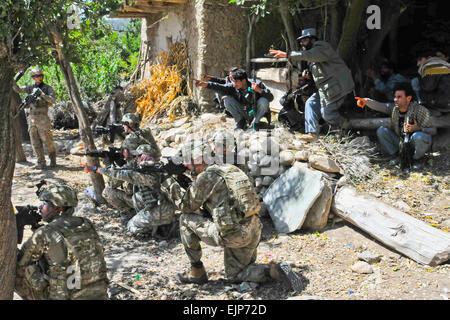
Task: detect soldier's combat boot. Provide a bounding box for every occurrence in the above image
[33,162,47,170]
[49,153,57,168]
[269,261,303,292]
[297,132,318,142]
[177,261,208,285]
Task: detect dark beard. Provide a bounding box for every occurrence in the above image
[380,72,391,82]
[302,42,313,51]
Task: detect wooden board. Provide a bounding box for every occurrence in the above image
[348,113,450,129]
[331,186,450,266]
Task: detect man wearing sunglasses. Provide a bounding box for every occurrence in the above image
[14,67,57,169]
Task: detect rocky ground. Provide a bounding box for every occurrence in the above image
[12,113,450,300]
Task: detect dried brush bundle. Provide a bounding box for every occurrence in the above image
[320,133,379,185]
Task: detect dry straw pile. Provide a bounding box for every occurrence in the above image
[132,41,194,124]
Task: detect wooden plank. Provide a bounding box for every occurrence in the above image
[331,186,450,266]
[109,11,156,18]
[147,0,186,3]
[348,113,450,130]
[256,67,288,83]
[251,57,288,63]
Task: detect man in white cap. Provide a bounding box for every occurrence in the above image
[270,28,354,142]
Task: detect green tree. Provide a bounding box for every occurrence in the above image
[0,0,121,300]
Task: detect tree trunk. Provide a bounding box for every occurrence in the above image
[246,14,256,73]
[10,91,27,162]
[329,1,344,49]
[337,0,368,63]
[50,27,105,203]
[361,0,408,72]
[388,19,399,65]
[279,1,299,52]
[0,61,18,300]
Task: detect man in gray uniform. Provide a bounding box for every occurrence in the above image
[270,28,355,141]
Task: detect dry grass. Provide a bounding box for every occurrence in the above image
[131,40,195,125]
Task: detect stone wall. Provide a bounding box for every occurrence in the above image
[139,0,248,111]
[184,0,248,111]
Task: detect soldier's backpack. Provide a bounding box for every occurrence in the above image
[209,164,260,218]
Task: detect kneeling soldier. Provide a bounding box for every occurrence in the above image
[15,183,108,300]
[168,140,302,292]
[85,144,176,238]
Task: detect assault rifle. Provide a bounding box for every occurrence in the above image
[400,118,415,170]
[137,157,192,189]
[15,180,46,244]
[13,87,43,119]
[73,146,126,167]
[15,205,41,244]
[93,123,125,143]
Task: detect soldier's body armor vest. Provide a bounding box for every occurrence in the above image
[208,164,260,218]
[45,217,108,299]
[26,83,53,117]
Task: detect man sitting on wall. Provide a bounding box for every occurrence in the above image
[201,67,238,111]
[356,82,436,170]
[269,27,354,142]
[193,68,274,130]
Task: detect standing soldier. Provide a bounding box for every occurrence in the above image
[13,67,57,169]
[15,183,108,300]
[166,140,302,292]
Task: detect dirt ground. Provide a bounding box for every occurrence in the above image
[12,128,450,301]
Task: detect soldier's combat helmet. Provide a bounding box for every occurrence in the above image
[30,67,44,77]
[131,144,160,158]
[121,135,140,153]
[39,183,78,214]
[121,113,141,126]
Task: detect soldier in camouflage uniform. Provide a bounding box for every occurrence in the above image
[101,138,138,213]
[121,113,161,159]
[167,140,302,291]
[85,144,176,238]
[100,113,161,213]
[13,67,57,169]
[211,130,251,180]
[15,183,108,300]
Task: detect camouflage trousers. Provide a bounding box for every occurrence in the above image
[127,192,176,235]
[102,186,134,211]
[16,278,107,300]
[28,115,56,164]
[15,265,107,300]
[15,264,49,300]
[180,213,271,283]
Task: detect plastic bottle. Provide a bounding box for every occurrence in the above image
[86,187,95,199]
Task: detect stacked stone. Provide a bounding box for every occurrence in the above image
[233,131,292,200]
